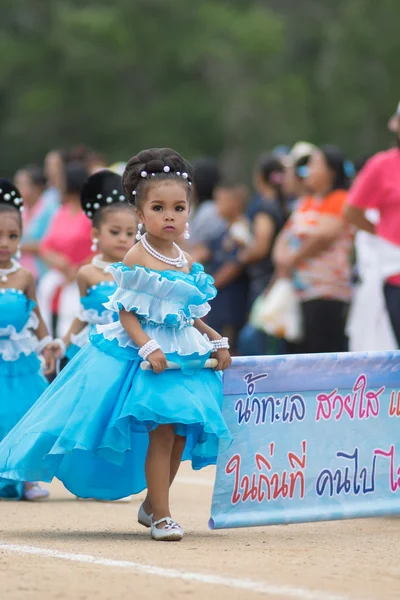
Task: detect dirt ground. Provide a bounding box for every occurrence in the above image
[0,463,399,600]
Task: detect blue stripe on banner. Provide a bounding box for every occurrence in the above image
[211,351,400,529]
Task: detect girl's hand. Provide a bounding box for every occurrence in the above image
[42,347,56,375]
[147,349,168,374]
[47,338,67,360]
[212,348,232,371]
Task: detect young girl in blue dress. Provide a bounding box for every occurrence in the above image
[0,149,232,540]
[56,170,136,360]
[0,180,55,501]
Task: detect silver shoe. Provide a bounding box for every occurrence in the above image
[151,517,184,542]
[137,502,153,528]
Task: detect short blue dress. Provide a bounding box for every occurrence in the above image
[0,288,48,499]
[0,263,232,500]
[66,281,117,359]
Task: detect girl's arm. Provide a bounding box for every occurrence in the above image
[119,310,167,374]
[62,318,87,349]
[63,269,89,347]
[193,319,232,371]
[25,271,55,374]
[50,269,90,357]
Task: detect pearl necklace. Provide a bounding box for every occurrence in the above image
[92,254,113,272]
[0,258,21,283]
[141,233,187,268]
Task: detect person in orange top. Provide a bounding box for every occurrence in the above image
[273,145,353,353]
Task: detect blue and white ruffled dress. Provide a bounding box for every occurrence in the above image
[66,281,117,359]
[0,263,232,500]
[0,288,48,499]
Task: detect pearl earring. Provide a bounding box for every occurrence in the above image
[91,238,98,252]
[184,222,190,240]
[15,245,21,260]
[136,223,143,241]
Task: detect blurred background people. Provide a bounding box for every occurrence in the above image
[273,145,353,354]
[43,150,64,208]
[344,101,400,348]
[282,142,316,213]
[242,154,287,304]
[38,162,92,337]
[188,157,225,264]
[237,154,286,355]
[14,164,58,281]
[199,181,250,353]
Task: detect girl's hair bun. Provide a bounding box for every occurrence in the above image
[80,170,126,220]
[0,179,24,213]
[122,148,194,202]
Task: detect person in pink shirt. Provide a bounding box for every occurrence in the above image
[37,162,93,336]
[344,101,400,345]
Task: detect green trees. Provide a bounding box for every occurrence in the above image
[0,0,398,177]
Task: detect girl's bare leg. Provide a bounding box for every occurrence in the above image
[145,425,175,525]
[143,434,186,516]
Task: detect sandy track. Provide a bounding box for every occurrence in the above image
[1,464,399,600]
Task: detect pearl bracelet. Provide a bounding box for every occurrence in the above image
[35,335,53,355]
[211,337,230,351]
[53,338,67,359]
[138,339,161,360]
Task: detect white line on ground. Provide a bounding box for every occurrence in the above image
[0,542,349,600]
[175,476,213,487]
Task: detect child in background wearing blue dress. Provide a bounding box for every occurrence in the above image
[0,180,55,501]
[54,170,136,360]
[0,149,232,541]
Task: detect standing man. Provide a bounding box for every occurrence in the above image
[344,102,400,346]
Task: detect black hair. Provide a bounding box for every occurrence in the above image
[255,154,287,217]
[123,148,194,209]
[65,162,89,195]
[81,169,133,228]
[19,164,47,187]
[0,179,23,230]
[319,145,350,191]
[191,157,220,205]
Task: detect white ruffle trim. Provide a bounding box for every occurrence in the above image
[78,306,116,326]
[104,266,215,327]
[0,312,39,362]
[95,321,214,357]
